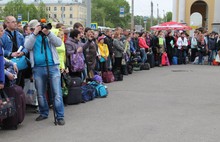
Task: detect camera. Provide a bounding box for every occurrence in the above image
[40,23,52,30]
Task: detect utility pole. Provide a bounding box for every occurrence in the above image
[131,0,134,32]
[86,0,91,27]
[157,4,159,25]
[151,1,153,27]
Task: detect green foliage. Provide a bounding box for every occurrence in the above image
[0,0,47,21]
[166,12,172,22]
[92,0,130,28]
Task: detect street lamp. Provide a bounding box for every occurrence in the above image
[58,0,64,24]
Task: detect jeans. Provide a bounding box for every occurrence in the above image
[208,50,216,63]
[198,51,203,64]
[140,48,147,63]
[33,65,64,120]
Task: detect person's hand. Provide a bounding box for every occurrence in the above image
[17,52,24,57]
[42,28,50,36]
[7,73,15,81]
[104,57,108,60]
[98,55,101,60]
[77,47,83,53]
[60,69,64,73]
[11,52,20,58]
[65,68,69,73]
[13,63,18,74]
[0,84,4,89]
[33,25,42,35]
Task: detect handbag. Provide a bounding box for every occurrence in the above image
[10,56,30,70]
[62,72,72,88]
[215,54,220,63]
[23,79,38,106]
[99,57,105,62]
[0,89,16,119]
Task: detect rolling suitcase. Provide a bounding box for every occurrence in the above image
[2,85,26,129]
[67,77,82,105]
[147,52,155,68]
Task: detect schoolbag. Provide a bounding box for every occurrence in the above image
[89,81,108,98]
[70,53,85,72]
[81,84,96,102]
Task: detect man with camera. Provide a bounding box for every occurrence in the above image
[24,19,65,125]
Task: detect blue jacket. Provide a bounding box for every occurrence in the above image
[0,46,5,84]
[1,30,28,58]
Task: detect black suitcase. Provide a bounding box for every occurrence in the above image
[70,77,82,87]
[2,85,26,130]
[121,65,128,75]
[67,87,82,105]
[147,53,155,68]
[127,64,133,74]
[140,63,150,70]
[113,70,123,81]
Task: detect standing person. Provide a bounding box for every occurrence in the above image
[197,34,206,64]
[177,32,188,64]
[65,29,85,78]
[208,32,217,65]
[98,36,109,73]
[191,31,198,62]
[104,29,114,70]
[138,32,149,63]
[0,24,5,89]
[165,31,175,65]
[1,16,28,88]
[24,19,65,125]
[113,32,124,72]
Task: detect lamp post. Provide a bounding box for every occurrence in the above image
[58,0,64,24]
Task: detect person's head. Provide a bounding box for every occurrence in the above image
[126,34,131,42]
[56,23,65,31]
[114,31,121,39]
[98,36,105,43]
[73,22,83,32]
[28,19,40,31]
[105,29,112,37]
[180,32,186,38]
[139,32,145,37]
[84,27,92,38]
[4,16,17,31]
[70,29,81,40]
[23,24,31,35]
[0,24,4,37]
[57,29,64,39]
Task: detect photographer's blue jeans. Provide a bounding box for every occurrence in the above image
[140,48,147,63]
[33,65,64,120]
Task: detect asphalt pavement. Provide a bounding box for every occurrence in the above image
[1,64,220,142]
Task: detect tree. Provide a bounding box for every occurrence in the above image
[1,0,47,21]
[166,12,172,22]
[92,0,130,28]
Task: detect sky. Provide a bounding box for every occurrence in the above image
[126,0,173,17]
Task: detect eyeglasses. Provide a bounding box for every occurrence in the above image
[7,21,17,24]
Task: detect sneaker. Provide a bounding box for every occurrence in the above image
[57,119,65,126]
[35,115,48,121]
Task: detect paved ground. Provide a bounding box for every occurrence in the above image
[1,65,220,142]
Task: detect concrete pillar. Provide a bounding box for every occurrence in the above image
[212,0,220,33]
[172,0,177,21]
[178,0,185,23]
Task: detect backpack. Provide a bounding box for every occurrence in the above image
[70,53,85,72]
[89,81,108,98]
[81,84,96,102]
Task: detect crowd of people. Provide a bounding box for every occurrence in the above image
[1,15,220,128]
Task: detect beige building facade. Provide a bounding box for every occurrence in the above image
[172,0,220,33]
[46,3,87,27]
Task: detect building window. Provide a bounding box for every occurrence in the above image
[48,14,51,18]
[61,7,66,11]
[63,14,65,18]
[70,21,73,25]
[70,14,72,18]
[70,7,72,11]
[54,7,57,11]
[54,14,57,18]
[48,7,50,11]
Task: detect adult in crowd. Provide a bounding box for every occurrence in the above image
[104,29,114,70]
[190,31,198,62]
[83,28,97,79]
[0,24,5,89]
[165,31,175,64]
[177,32,188,64]
[24,19,65,125]
[65,29,85,78]
[208,32,217,65]
[1,16,28,88]
[197,34,206,65]
[138,32,149,63]
[113,31,124,72]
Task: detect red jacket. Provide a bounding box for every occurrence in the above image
[138,37,149,49]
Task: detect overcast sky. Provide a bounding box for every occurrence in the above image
[126,0,173,17]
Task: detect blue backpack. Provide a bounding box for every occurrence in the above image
[89,81,108,98]
[81,84,96,102]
